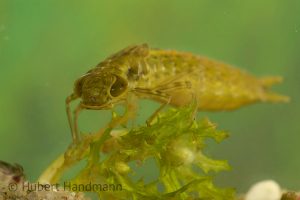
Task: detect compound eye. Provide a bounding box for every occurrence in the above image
[74,73,91,97]
[110,76,127,97]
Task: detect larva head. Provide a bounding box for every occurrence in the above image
[74,72,128,109]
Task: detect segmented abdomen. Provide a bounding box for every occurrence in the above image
[196,60,265,110]
[138,50,289,111]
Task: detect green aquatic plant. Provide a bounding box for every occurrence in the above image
[39,103,235,200]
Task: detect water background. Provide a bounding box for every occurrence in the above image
[0,0,299,193]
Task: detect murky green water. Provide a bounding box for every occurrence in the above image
[0,0,299,194]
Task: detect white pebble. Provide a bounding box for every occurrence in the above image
[245,180,281,200]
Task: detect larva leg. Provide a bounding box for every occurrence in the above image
[135,79,195,125]
[189,92,199,118]
[146,100,170,126]
[65,93,78,143]
[107,93,138,129]
[108,106,134,129]
[73,103,84,142]
[133,88,171,126]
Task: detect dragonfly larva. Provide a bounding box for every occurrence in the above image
[66,44,289,142]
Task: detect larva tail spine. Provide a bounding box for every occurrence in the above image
[259,76,283,88]
[258,76,290,103]
[262,92,290,103]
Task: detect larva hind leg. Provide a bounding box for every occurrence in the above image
[146,99,170,126]
[73,103,84,142]
[133,87,171,126]
[146,91,198,126]
[134,79,197,125]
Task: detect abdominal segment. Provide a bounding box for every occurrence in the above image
[148,56,288,111]
[133,48,288,111]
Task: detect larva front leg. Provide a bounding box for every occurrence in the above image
[65,93,80,143]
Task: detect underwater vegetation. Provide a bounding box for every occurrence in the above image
[2,105,298,199]
[40,104,236,200]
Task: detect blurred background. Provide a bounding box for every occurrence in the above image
[0,0,299,193]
